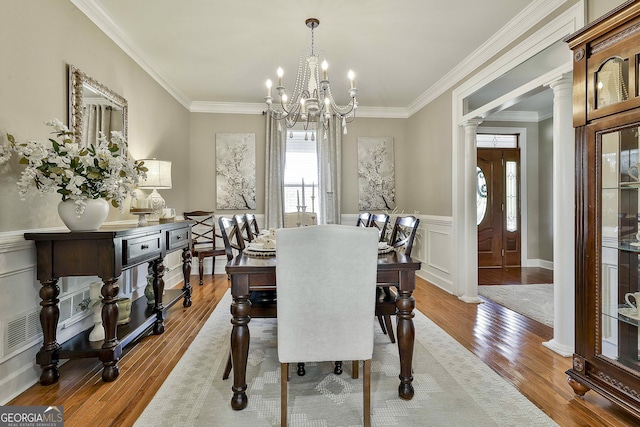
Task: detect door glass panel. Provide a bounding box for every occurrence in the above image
[477,166,487,225]
[600,125,640,368]
[505,161,517,232]
[596,57,629,109]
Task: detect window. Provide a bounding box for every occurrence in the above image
[284,130,319,213]
[477,134,518,148]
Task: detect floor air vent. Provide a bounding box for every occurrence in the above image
[1,288,91,359]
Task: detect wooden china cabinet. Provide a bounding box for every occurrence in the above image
[565,0,640,418]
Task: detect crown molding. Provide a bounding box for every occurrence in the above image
[407,0,570,117]
[71,0,192,110]
[189,102,409,118]
[190,102,265,115]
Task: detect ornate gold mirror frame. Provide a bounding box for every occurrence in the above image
[68,64,128,146]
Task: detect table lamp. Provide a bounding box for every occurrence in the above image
[138,159,172,220]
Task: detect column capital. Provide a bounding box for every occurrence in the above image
[461,118,483,130]
[546,75,572,92]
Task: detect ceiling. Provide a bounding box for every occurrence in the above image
[77,0,555,117]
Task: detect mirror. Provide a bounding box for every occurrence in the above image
[68,64,128,146]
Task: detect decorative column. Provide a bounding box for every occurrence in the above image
[459,119,483,303]
[543,76,574,357]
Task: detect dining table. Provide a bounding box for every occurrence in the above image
[225,240,422,410]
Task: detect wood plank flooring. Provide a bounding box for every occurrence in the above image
[8,272,640,426]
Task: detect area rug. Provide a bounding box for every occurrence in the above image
[135,290,557,427]
[478,284,554,327]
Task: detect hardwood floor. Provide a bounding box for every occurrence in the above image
[478,266,553,285]
[9,273,639,426]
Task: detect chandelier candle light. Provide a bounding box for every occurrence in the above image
[265,18,358,136]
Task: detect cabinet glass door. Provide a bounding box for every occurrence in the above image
[601,124,640,367]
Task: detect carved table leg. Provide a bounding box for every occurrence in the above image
[231,294,251,410]
[151,258,166,335]
[100,277,121,382]
[182,247,193,307]
[396,289,415,400]
[36,278,61,385]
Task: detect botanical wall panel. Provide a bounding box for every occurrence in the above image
[357,136,396,210]
[216,133,256,209]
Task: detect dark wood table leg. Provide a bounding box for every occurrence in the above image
[231,293,251,410]
[35,278,61,385]
[182,247,193,307]
[151,258,166,335]
[396,285,415,400]
[99,277,122,382]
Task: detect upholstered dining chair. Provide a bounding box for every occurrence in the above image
[219,215,278,380]
[276,225,378,427]
[376,215,420,343]
[369,213,390,242]
[356,212,371,227]
[183,211,226,286]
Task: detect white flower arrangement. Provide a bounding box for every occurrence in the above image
[3,119,147,216]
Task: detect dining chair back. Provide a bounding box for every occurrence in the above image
[356,212,371,227]
[218,216,245,261]
[276,225,378,427]
[376,215,420,343]
[369,213,390,242]
[388,215,420,256]
[182,211,226,285]
[245,213,260,238]
[234,213,253,244]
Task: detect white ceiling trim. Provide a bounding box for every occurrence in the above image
[460,62,572,123]
[486,111,540,122]
[189,102,409,118]
[72,0,192,109]
[486,106,555,123]
[454,1,584,105]
[406,0,569,117]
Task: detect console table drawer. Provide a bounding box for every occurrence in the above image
[167,228,190,251]
[123,233,162,265]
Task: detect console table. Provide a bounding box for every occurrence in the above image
[24,221,194,385]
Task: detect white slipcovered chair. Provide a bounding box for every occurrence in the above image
[276,225,379,427]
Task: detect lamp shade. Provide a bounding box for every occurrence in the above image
[139,159,172,189]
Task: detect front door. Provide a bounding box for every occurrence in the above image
[477,148,521,268]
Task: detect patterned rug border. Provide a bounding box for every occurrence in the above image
[135,290,557,426]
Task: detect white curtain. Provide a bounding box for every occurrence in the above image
[317,116,342,224]
[264,114,286,229]
[82,104,112,146]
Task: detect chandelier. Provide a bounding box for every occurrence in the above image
[264,18,358,136]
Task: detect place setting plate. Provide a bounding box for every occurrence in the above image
[245,242,277,257]
[378,242,394,254]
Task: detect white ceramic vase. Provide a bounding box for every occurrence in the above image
[57,198,109,232]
